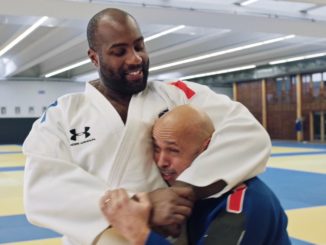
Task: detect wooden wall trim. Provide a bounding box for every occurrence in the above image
[296,74,303,141]
[233,82,237,101]
[261,79,267,129]
[321,112,325,142]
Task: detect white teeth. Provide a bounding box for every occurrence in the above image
[128,70,141,75]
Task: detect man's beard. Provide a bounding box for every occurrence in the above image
[99,60,149,96]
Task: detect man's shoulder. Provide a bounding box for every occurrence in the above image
[43,90,87,116]
[58,90,86,104]
[35,91,86,125]
[147,80,206,98]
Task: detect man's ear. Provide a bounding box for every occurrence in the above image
[88,48,99,67]
[200,137,212,152]
[202,137,211,151]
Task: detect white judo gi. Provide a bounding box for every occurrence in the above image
[23,80,271,245]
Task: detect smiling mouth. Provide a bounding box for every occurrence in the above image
[125,69,143,80]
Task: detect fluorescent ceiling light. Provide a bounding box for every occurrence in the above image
[240,0,259,6]
[45,59,91,78]
[144,25,185,42]
[180,65,256,80]
[0,16,48,57]
[269,52,326,65]
[44,25,185,77]
[150,35,295,72]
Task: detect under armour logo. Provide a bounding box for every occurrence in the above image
[70,127,91,141]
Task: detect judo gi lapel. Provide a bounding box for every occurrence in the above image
[106,87,153,190]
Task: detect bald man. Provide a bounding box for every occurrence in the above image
[152,105,214,186]
[101,105,290,245]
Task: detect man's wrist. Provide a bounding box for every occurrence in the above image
[172,181,196,200]
[130,227,150,245]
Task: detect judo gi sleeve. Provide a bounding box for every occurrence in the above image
[175,81,272,197]
[23,110,110,245]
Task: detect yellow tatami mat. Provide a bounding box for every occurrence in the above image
[5,238,62,245]
[0,145,22,152]
[267,154,326,174]
[0,171,24,216]
[271,146,321,154]
[0,154,25,168]
[286,206,326,245]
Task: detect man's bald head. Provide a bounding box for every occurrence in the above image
[154,105,215,146]
[152,105,215,184]
[87,8,139,50]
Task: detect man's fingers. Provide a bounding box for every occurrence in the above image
[173,205,192,217]
[171,186,195,201]
[175,195,193,208]
[171,213,187,224]
[135,192,152,208]
[100,191,111,209]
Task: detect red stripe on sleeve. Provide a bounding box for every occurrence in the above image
[169,80,196,99]
[226,184,247,214]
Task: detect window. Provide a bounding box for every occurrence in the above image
[15,106,21,115]
[1,107,6,115]
[28,106,35,114]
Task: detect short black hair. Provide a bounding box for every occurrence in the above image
[86,8,137,51]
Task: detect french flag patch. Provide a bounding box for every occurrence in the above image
[169,80,196,99]
[226,184,247,214]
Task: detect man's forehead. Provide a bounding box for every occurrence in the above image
[98,14,139,31]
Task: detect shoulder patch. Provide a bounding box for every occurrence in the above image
[226,184,247,214]
[169,80,195,99]
[41,100,58,123]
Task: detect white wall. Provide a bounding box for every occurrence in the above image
[0,80,233,118]
[0,81,84,118]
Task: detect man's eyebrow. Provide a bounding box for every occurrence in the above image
[152,136,177,146]
[134,36,144,43]
[161,140,178,146]
[109,37,144,49]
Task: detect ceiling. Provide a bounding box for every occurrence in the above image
[0,0,326,83]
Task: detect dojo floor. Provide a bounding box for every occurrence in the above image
[0,141,325,245]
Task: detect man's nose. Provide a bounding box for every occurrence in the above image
[126,49,142,65]
[157,153,170,168]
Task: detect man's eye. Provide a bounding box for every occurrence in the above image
[153,145,160,153]
[169,148,180,153]
[135,43,145,52]
[112,49,126,56]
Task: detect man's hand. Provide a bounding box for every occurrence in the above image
[100,189,151,245]
[148,186,194,227]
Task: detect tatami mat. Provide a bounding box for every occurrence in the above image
[286,206,326,245]
[0,142,325,245]
[5,238,61,245]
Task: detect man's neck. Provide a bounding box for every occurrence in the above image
[91,79,131,124]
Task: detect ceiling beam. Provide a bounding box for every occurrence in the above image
[195,57,326,85]
[4,27,85,77]
[1,0,326,39]
[282,0,326,5]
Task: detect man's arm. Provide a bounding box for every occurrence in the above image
[173,81,271,197]
[147,186,194,238]
[23,109,110,244]
[147,187,194,226]
[24,148,109,244]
